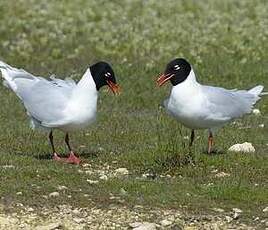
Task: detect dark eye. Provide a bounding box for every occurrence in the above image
[174,65,180,70]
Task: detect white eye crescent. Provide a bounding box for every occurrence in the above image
[105,73,108,77]
[174,65,180,70]
[107,72,111,76]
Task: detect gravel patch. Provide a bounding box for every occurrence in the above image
[0,203,262,229]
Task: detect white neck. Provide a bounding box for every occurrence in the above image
[170,69,200,99]
[64,69,98,128]
[181,69,198,86]
[77,68,97,91]
[71,68,98,106]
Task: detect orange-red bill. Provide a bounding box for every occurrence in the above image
[107,80,120,95]
[156,73,174,86]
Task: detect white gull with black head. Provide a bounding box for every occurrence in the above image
[157,58,266,153]
[0,60,120,164]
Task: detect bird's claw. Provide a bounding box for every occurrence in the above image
[65,151,81,165]
[52,152,81,165]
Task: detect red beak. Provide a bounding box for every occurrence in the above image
[156,73,174,86]
[107,80,120,95]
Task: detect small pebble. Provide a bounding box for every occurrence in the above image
[232,208,243,213]
[57,185,67,191]
[252,109,261,115]
[225,216,233,223]
[99,175,108,180]
[86,179,99,184]
[160,219,173,226]
[49,192,60,197]
[115,168,129,175]
[214,172,230,178]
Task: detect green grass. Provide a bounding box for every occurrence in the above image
[0,0,267,223]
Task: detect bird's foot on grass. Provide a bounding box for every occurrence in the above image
[53,152,64,162]
[52,152,81,165]
[65,151,81,165]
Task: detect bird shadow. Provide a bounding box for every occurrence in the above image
[32,150,101,161]
[34,153,53,160]
[202,148,225,155]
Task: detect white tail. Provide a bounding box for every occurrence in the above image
[0,61,12,70]
[248,85,264,96]
[0,61,17,90]
[0,60,35,93]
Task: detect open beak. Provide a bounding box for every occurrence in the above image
[107,80,120,95]
[156,73,174,86]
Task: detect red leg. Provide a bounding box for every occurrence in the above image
[64,133,81,165]
[208,131,213,154]
[49,131,64,162]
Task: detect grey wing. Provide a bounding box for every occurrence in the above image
[1,61,77,127]
[18,77,76,127]
[202,86,259,121]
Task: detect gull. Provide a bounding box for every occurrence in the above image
[0,61,120,164]
[157,58,266,153]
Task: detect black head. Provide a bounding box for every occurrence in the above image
[157,58,191,86]
[90,61,120,94]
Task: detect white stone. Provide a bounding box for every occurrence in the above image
[160,219,173,226]
[233,212,240,219]
[86,179,99,184]
[57,185,67,191]
[225,216,233,223]
[228,142,255,153]
[252,109,261,115]
[263,207,268,212]
[115,168,129,175]
[85,170,93,175]
[36,222,61,230]
[49,192,59,197]
[1,165,15,169]
[28,207,34,212]
[132,222,156,230]
[214,172,230,178]
[212,208,225,213]
[129,222,142,228]
[73,217,84,224]
[232,208,243,213]
[99,175,108,180]
[259,124,265,128]
[72,209,80,215]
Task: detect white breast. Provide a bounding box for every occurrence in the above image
[60,69,98,132]
[165,70,225,129]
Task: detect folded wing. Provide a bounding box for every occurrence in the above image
[202,85,263,121]
[0,61,77,128]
